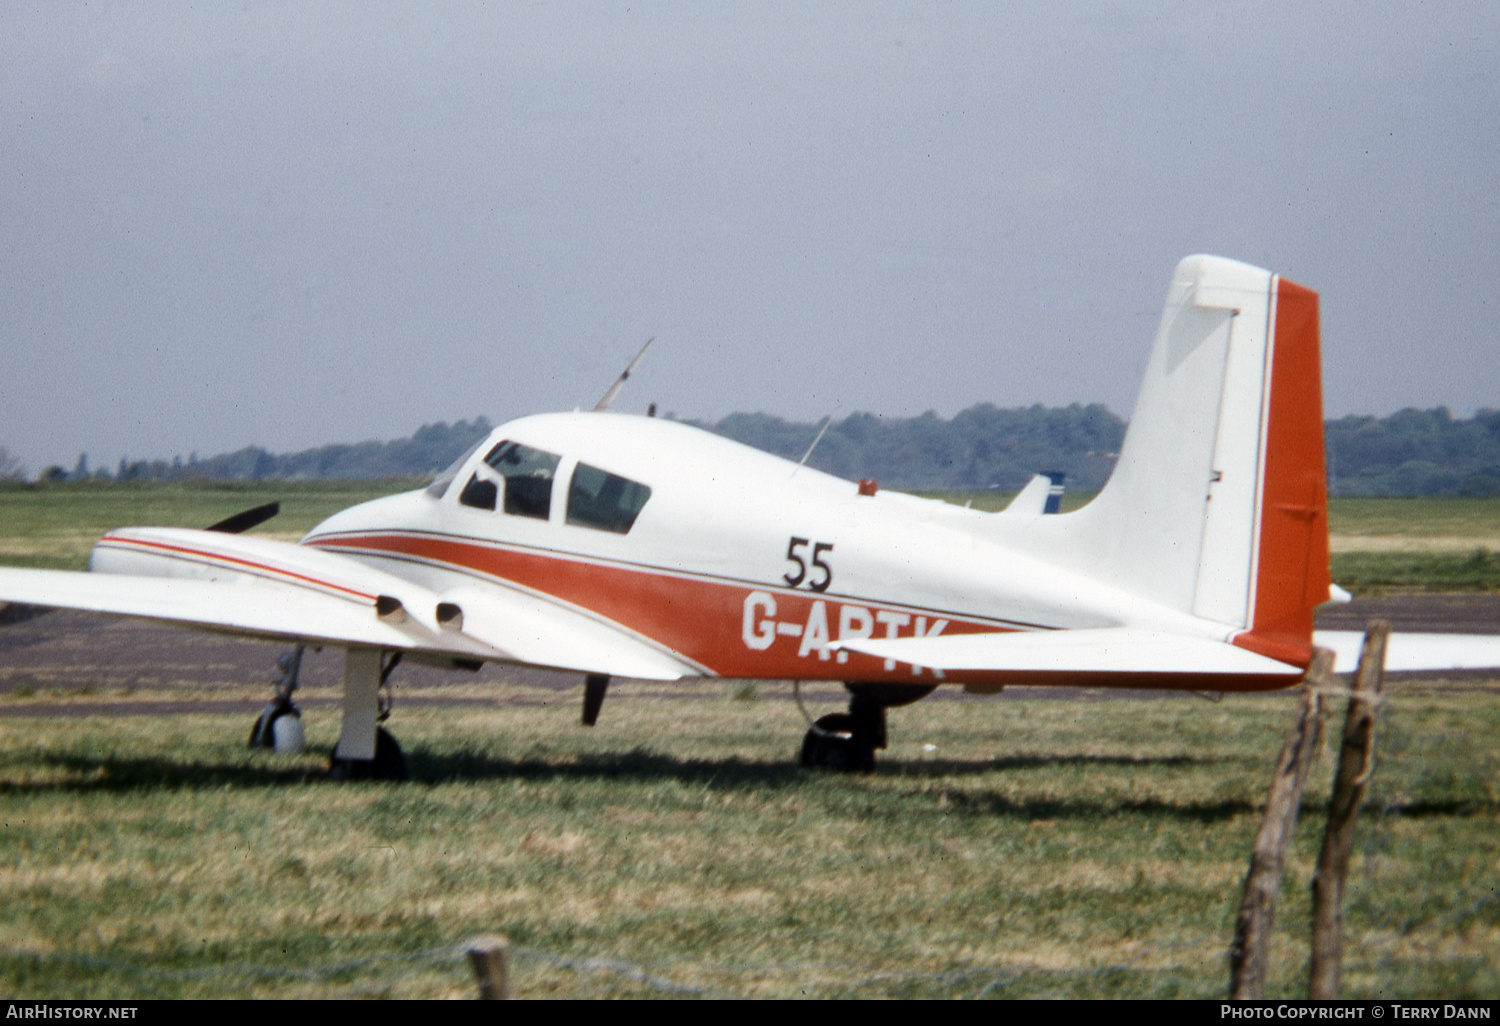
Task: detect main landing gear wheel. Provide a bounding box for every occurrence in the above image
[328,727,408,781]
[799,712,877,773]
[796,684,938,773]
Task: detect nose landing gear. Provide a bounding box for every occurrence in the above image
[249,646,306,755]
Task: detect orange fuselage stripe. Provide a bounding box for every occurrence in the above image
[309,531,1005,681]
[310,531,1302,690]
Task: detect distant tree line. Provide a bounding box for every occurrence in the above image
[31,419,495,485]
[698,405,1500,495]
[12,405,1500,496]
[688,404,1124,492]
[1326,407,1500,496]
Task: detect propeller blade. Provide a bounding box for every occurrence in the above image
[593,337,654,412]
[207,501,281,534]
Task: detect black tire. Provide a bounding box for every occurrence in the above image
[329,727,408,781]
[372,728,407,779]
[799,713,876,773]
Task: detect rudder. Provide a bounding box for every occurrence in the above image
[1231,277,1328,666]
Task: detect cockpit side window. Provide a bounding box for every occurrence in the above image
[426,438,489,499]
[458,473,498,510]
[463,440,561,519]
[566,463,652,534]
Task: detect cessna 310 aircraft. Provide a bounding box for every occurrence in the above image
[4,254,1499,778]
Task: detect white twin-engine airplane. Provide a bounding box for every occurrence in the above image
[4,255,1499,778]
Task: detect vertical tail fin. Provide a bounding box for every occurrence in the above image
[1027,256,1328,665]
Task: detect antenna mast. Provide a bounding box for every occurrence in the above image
[593,338,654,412]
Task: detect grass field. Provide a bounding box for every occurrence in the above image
[0,684,1495,999]
[1325,497,1500,539]
[0,480,418,570]
[2,482,1498,591]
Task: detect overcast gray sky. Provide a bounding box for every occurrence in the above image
[2,2,1496,474]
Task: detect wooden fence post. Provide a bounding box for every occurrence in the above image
[1228,649,1333,999]
[1309,622,1389,1000]
[467,933,510,999]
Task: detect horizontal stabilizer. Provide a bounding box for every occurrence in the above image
[1313,631,1500,674]
[840,627,1500,678]
[836,628,1305,676]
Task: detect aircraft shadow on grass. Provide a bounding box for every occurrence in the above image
[15,747,1494,819]
[7,745,1337,824]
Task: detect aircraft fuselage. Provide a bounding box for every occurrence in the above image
[301,412,1224,685]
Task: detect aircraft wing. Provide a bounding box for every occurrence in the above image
[0,566,459,652]
[0,527,697,680]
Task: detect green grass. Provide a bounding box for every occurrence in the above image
[1332,550,1500,593]
[0,480,419,570]
[1326,497,1500,538]
[0,686,1495,998]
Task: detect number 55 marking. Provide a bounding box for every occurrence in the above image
[783,536,834,592]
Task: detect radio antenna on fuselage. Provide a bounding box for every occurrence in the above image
[593,337,654,412]
[796,414,834,469]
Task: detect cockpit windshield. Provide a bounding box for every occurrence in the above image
[444,437,647,532]
[457,440,560,519]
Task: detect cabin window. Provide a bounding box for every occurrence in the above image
[466,440,561,519]
[566,463,651,534]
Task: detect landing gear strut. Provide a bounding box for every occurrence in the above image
[328,649,408,781]
[581,673,609,726]
[796,683,936,773]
